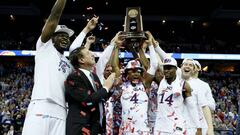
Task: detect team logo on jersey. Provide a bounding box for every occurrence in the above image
[58,59,70,73]
[164,58,171,63]
[131,61,138,67]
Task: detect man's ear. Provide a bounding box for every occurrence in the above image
[78,58,84,64]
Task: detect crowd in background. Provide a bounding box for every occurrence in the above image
[1,31,240,54]
[0,61,239,134]
[0,63,33,135]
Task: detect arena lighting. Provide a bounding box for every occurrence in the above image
[162,20,166,24]
[202,66,208,72]
[237,20,240,25]
[1,50,240,60]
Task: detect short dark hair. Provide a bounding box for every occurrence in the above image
[69,46,85,69]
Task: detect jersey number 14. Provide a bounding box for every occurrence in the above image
[159,93,173,105]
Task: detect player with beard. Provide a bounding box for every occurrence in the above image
[192,60,215,111]
[192,60,215,135]
[181,58,214,135]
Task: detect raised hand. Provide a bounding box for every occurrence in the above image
[85,35,96,49]
[144,31,154,45]
[86,35,96,45]
[111,31,126,48]
[83,16,99,33]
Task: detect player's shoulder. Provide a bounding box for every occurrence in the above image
[196,78,208,85]
[67,69,82,78]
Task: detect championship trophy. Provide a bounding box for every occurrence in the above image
[124,7,146,52]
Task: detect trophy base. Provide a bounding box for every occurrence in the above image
[123,32,147,53]
[125,32,146,40]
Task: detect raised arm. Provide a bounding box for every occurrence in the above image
[139,40,150,70]
[84,35,96,50]
[95,43,115,84]
[69,16,99,53]
[95,32,124,83]
[111,32,126,78]
[41,0,67,43]
[153,39,168,61]
[142,31,158,89]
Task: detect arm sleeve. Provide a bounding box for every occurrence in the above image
[95,43,115,84]
[185,96,201,127]
[69,31,86,53]
[197,82,216,111]
[147,45,158,75]
[197,86,209,108]
[36,36,46,51]
[154,44,168,61]
[205,83,216,111]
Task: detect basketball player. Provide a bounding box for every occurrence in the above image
[22,0,98,134]
[192,60,215,135]
[111,32,158,134]
[154,57,196,135]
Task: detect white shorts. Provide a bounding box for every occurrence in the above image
[22,100,66,135]
[153,131,172,135]
[22,114,65,135]
[153,131,186,135]
[120,131,150,135]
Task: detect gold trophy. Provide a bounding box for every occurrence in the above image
[124,7,146,51]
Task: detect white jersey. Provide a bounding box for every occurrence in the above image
[193,78,216,129]
[184,78,204,128]
[31,37,73,118]
[154,77,186,134]
[120,82,150,133]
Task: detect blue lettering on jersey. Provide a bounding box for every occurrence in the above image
[133,87,143,91]
[58,59,70,73]
[167,86,172,90]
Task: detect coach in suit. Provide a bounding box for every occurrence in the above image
[65,46,116,135]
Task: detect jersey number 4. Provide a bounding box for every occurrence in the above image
[159,93,173,105]
[130,93,138,103]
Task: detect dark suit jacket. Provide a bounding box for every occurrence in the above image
[65,69,108,135]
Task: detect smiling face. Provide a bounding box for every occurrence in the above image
[125,68,143,84]
[163,65,177,82]
[181,59,195,80]
[52,32,71,52]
